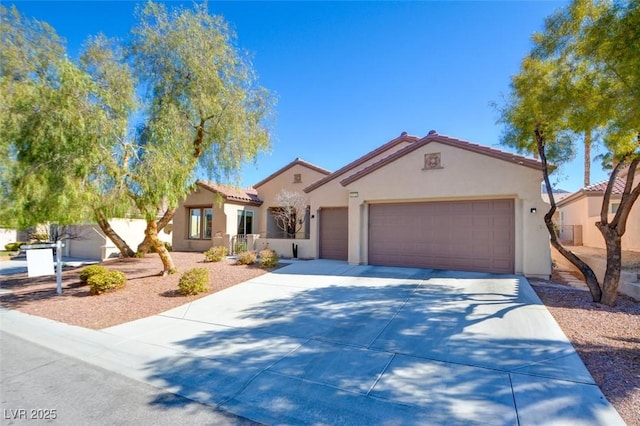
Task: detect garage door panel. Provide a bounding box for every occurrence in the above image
[319,208,348,260]
[369,200,514,274]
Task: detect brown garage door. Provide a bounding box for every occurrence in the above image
[319,207,348,260]
[368,200,514,273]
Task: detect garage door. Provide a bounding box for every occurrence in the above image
[368,200,514,273]
[319,207,348,260]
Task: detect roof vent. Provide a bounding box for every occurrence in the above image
[428,130,437,135]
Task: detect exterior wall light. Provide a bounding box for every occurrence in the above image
[530,207,537,214]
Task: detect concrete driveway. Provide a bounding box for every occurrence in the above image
[1,260,623,425]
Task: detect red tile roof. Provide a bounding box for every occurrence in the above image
[253,158,331,189]
[340,132,544,186]
[583,177,628,195]
[304,132,420,193]
[196,181,263,205]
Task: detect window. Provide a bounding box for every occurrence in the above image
[189,207,212,239]
[611,202,620,214]
[237,210,254,235]
[266,206,310,239]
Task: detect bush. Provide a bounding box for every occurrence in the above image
[234,242,247,253]
[236,251,257,265]
[259,249,279,269]
[88,270,126,295]
[178,268,210,295]
[204,246,227,262]
[79,265,108,284]
[4,242,24,252]
[29,233,49,242]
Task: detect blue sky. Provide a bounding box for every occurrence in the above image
[10,0,608,193]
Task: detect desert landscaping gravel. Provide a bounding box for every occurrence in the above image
[1,252,638,424]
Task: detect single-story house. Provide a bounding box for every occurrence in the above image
[174,131,552,278]
[557,169,640,251]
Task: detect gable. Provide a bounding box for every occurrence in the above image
[304,132,419,193]
[341,139,543,200]
[254,158,330,189]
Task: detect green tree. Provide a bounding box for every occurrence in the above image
[124,2,273,274]
[1,3,274,276]
[498,0,640,306]
[0,5,137,258]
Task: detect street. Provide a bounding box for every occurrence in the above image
[0,331,259,425]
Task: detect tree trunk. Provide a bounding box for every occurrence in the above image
[535,127,602,301]
[94,209,135,258]
[145,219,176,276]
[599,227,622,306]
[136,207,177,255]
[584,130,591,187]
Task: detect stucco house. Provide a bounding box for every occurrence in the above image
[557,171,640,251]
[173,131,552,277]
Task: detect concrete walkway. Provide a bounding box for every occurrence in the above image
[0,260,624,425]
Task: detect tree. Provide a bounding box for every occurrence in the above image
[0,2,274,275]
[123,2,273,274]
[497,0,640,306]
[271,190,310,239]
[0,6,138,257]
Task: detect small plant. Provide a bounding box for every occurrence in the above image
[234,242,247,253]
[29,233,49,242]
[204,246,227,262]
[80,265,108,284]
[88,270,127,295]
[259,249,279,269]
[4,242,24,252]
[178,268,210,295]
[236,251,257,265]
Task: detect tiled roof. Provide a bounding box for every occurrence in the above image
[340,132,544,186]
[253,158,331,189]
[196,181,263,205]
[556,176,631,207]
[583,177,627,195]
[304,132,420,193]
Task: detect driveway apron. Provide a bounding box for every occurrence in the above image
[5,260,624,425]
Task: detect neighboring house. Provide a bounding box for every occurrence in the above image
[556,171,640,251]
[174,131,552,278]
[65,218,173,260]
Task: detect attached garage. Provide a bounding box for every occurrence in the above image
[319,207,348,260]
[368,199,515,274]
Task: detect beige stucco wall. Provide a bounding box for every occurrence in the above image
[559,194,640,251]
[339,141,551,277]
[254,163,327,248]
[67,218,171,260]
[304,139,415,259]
[173,186,226,252]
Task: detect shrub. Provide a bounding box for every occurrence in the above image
[4,242,24,252]
[234,242,247,253]
[178,268,210,295]
[259,249,279,269]
[29,233,49,242]
[204,246,227,262]
[236,251,257,265]
[80,265,108,284]
[88,270,127,295]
